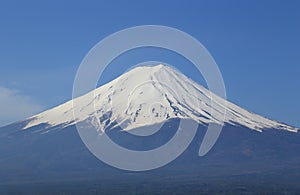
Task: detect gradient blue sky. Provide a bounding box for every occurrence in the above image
[0,0,299,127]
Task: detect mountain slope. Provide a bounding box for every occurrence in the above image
[22,64,298,133]
[1,118,300,194]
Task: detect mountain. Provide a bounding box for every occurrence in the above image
[0,64,299,194]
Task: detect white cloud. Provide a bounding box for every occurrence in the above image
[0,86,43,127]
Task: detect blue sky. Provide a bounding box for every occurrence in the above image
[0,0,299,127]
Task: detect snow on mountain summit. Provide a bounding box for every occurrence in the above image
[23,64,298,133]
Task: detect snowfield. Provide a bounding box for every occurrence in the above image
[23,64,299,133]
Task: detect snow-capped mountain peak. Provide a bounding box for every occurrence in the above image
[23,64,299,133]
